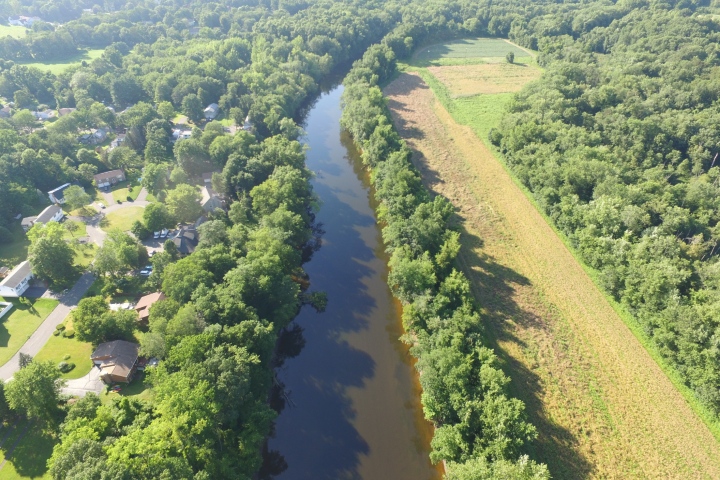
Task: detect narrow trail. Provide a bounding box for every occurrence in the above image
[384,72,720,479]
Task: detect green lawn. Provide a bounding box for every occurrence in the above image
[110,182,141,203]
[73,243,96,268]
[34,322,93,380]
[61,220,87,241]
[0,298,58,365]
[17,48,104,75]
[413,38,530,66]
[100,370,154,405]
[0,25,28,38]
[103,207,145,232]
[0,419,54,479]
[0,239,29,272]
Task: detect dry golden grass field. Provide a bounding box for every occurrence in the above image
[427,63,541,97]
[384,71,720,479]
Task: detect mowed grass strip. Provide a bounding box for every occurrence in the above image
[0,299,58,365]
[384,71,720,478]
[18,48,103,75]
[428,63,542,97]
[413,37,528,65]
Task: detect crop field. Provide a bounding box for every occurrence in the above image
[413,38,531,66]
[385,49,720,477]
[428,63,542,97]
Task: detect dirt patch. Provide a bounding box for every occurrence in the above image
[384,72,720,479]
[428,63,541,97]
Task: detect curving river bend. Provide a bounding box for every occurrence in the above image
[260,86,442,479]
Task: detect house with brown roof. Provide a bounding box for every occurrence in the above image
[91,340,139,383]
[134,291,166,323]
[94,169,126,189]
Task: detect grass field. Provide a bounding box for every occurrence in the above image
[111,182,141,203]
[100,370,154,405]
[0,418,54,479]
[18,49,103,75]
[0,298,58,366]
[413,38,532,66]
[384,37,720,478]
[0,239,29,272]
[0,25,27,38]
[427,63,541,97]
[103,206,144,232]
[34,319,93,380]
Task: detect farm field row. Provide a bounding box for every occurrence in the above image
[384,38,720,478]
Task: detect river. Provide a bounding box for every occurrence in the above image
[260,86,442,479]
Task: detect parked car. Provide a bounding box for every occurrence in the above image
[160,228,169,238]
[153,231,160,239]
[98,202,105,209]
[140,265,153,276]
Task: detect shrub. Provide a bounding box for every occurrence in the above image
[53,330,61,336]
[63,329,75,338]
[55,324,66,331]
[57,361,75,373]
[63,354,71,360]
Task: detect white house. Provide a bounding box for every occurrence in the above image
[172,128,192,142]
[32,109,55,121]
[243,114,253,131]
[204,103,219,120]
[0,261,33,297]
[21,204,64,232]
[48,183,71,204]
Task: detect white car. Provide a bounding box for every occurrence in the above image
[153,231,160,239]
[160,228,169,238]
[139,265,153,276]
[98,202,105,209]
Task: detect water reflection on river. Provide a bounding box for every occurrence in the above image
[260,86,442,479]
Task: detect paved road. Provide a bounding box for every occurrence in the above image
[0,272,96,381]
[63,366,104,397]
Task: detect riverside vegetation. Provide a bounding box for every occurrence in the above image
[2,0,720,478]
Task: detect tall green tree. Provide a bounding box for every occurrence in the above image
[5,360,64,426]
[165,184,202,223]
[27,222,76,287]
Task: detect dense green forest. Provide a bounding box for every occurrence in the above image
[3,0,720,477]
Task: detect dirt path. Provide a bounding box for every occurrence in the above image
[384,72,720,479]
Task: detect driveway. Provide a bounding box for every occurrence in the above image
[0,272,96,381]
[62,366,104,397]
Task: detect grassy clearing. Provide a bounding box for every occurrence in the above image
[384,65,720,478]
[0,25,28,38]
[413,37,530,66]
[110,181,141,203]
[428,63,541,97]
[0,419,54,479]
[0,239,29,271]
[73,243,96,268]
[100,370,154,405]
[17,49,103,75]
[34,324,93,380]
[103,206,144,232]
[0,298,58,366]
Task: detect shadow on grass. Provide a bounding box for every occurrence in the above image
[6,425,55,478]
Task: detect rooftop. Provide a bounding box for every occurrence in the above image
[0,261,32,289]
[91,340,139,380]
[35,204,63,224]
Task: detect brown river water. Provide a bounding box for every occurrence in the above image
[259,86,442,480]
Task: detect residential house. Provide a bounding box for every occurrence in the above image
[21,204,64,232]
[134,291,166,324]
[108,133,125,151]
[0,106,11,118]
[0,261,33,297]
[58,107,76,117]
[78,128,108,145]
[8,15,39,27]
[204,103,219,120]
[200,185,224,212]
[91,340,140,384]
[201,172,215,185]
[243,115,253,131]
[94,169,126,189]
[172,127,192,142]
[171,226,198,257]
[32,109,55,121]
[48,183,71,204]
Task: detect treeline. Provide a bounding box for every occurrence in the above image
[40,2,409,478]
[341,44,549,479]
[494,6,720,418]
